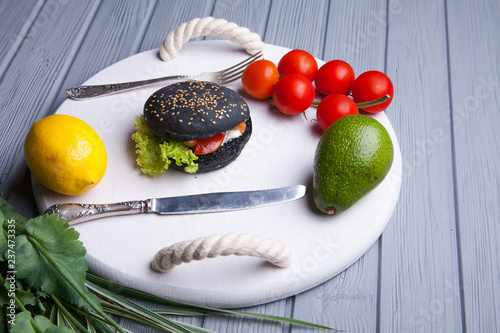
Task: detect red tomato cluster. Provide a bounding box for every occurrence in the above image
[241,49,394,131]
[241,51,317,116]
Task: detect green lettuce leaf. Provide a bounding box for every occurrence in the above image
[131,115,198,175]
[160,141,199,174]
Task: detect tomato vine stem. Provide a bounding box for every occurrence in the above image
[355,94,391,109]
[310,94,391,109]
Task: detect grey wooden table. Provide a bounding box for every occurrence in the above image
[1,0,499,332]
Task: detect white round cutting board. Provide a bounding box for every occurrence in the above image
[33,40,402,308]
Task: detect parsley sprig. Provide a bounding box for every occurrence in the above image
[0,194,336,332]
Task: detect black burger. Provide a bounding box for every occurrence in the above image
[141,80,252,173]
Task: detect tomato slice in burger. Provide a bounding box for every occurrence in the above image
[194,132,226,155]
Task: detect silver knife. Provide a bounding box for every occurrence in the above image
[45,185,307,226]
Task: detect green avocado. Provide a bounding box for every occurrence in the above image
[313,114,394,215]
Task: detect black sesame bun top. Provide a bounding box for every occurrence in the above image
[144,80,250,142]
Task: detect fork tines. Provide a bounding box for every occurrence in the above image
[218,50,264,84]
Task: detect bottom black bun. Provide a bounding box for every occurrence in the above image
[170,117,252,173]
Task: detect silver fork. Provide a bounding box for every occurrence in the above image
[65,50,263,100]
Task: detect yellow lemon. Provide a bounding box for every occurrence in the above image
[24,114,107,196]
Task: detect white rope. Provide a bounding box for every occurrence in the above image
[151,234,292,272]
[159,17,265,62]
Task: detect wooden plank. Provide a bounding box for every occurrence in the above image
[291,248,381,333]
[49,0,158,113]
[203,300,293,332]
[446,0,500,331]
[139,0,216,52]
[0,0,44,77]
[379,0,463,331]
[264,0,329,57]
[289,1,387,331]
[0,0,101,217]
[204,0,271,40]
[322,0,388,72]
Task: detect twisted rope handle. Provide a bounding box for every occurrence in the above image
[159,17,265,62]
[151,234,292,272]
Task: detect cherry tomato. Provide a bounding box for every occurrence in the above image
[194,132,226,155]
[316,94,359,131]
[314,60,355,96]
[351,70,394,113]
[241,59,279,99]
[272,74,315,115]
[277,49,318,82]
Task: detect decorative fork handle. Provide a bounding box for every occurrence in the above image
[45,200,151,226]
[65,75,190,100]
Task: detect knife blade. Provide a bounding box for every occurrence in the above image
[45,185,307,226]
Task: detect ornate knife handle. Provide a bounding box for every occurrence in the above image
[44,200,151,226]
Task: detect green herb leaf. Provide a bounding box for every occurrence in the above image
[0,194,125,333]
[87,280,196,333]
[86,317,114,333]
[14,214,100,312]
[0,306,7,333]
[0,210,5,257]
[50,294,90,333]
[0,194,28,226]
[87,274,337,331]
[9,311,37,333]
[0,288,37,308]
[0,195,28,259]
[10,311,72,333]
